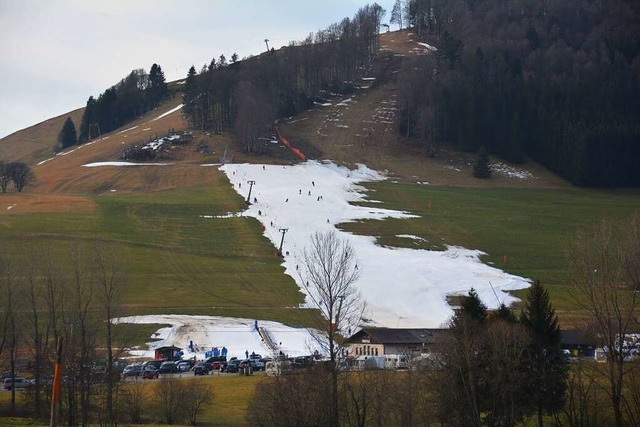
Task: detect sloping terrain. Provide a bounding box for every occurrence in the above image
[2,30,638,331]
[0,107,84,165]
[281,30,570,188]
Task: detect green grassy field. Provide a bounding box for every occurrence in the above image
[4,175,640,331]
[341,183,640,320]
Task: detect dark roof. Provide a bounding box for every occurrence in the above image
[155,346,182,352]
[345,328,442,345]
[560,330,597,347]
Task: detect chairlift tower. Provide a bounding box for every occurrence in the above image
[246,180,256,205]
[278,228,288,257]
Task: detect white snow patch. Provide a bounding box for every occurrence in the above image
[114,315,323,360]
[200,212,243,219]
[118,125,138,134]
[491,162,536,180]
[397,234,426,242]
[7,204,17,210]
[417,42,438,52]
[143,127,151,131]
[82,162,172,167]
[219,161,530,328]
[152,104,183,121]
[200,163,222,167]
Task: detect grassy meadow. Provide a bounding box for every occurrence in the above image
[4,169,640,330]
[342,182,640,324]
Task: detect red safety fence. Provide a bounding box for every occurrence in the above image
[275,127,306,161]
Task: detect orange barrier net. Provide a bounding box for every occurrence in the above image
[275,127,306,161]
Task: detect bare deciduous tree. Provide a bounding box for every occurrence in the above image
[155,375,184,425]
[120,378,147,424]
[94,243,128,426]
[0,247,20,413]
[184,378,213,425]
[299,230,363,427]
[567,216,640,427]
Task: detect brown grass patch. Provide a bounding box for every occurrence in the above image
[0,108,85,165]
[0,193,96,215]
[280,30,571,189]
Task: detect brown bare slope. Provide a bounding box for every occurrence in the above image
[0,107,85,164]
[280,30,570,189]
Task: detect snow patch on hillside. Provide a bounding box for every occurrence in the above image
[151,104,183,121]
[218,161,530,328]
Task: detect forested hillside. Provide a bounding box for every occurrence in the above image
[182,4,385,154]
[398,0,640,187]
[77,63,169,143]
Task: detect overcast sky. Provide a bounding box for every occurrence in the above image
[0,0,394,139]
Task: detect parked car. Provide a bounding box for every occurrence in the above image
[122,365,144,378]
[158,361,177,374]
[143,360,164,370]
[239,359,262,372]
[193,363,210,376]
[3,378,32,390]
[142,367,159,379]
[224,360,240,373]
[176,360,194,372]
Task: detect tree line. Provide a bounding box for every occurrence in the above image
[249,216,640,427]
[0,161,35,193]
[0,243,126,425]
[73,64,168,145]
[182,3,386,154]
[397,0,640,187]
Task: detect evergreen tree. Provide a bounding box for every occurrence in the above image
[490,303,518,323]
[57,117,78,150]
[473,145,492,179]
[148,63,167,107]
[182,66,198,128]
[520,280,568,427]
[459,287,487,323]
[78,96,96,143]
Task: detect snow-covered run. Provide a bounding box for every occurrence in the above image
[82,162,172,167]
[114,315,323,360]
[219,161,530,328]
[151,104,183,121]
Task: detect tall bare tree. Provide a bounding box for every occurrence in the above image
[94,243,128,426]
[299,231,363,427]
[66,245,100,426]
[567,216,640,427]
[0,248,20,413]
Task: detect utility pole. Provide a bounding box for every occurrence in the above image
[264,38,270,52]
[246,180,256,205]
[50,336,64,427]
[278,228,288,256]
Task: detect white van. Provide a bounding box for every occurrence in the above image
[265,360,291,376]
